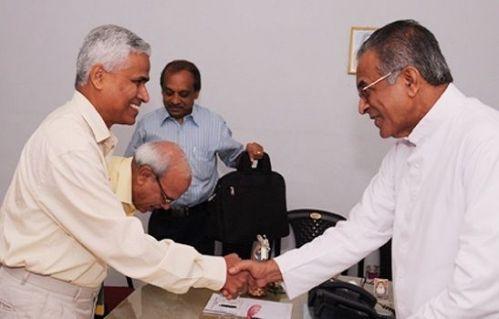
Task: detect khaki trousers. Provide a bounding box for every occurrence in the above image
[0,266,99,319]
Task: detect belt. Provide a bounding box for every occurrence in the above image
[0,265,99,299]
[166,202,207,217]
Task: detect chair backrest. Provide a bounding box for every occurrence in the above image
[287,208,366,277]
[287,209,346,248]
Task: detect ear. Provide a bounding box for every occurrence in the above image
[136,165,154,185]
[401,66,420,98]
[88,64,107,90]
[193,91,200,99]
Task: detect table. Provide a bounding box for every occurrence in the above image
[105,284,308,319]
[105,277,394,318]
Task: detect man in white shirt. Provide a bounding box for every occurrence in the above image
[230,20,499,317]
[0,25,247,319]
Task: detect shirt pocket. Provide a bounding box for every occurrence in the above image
[191,147,215,181]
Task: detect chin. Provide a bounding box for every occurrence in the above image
[121,117,137,126]
[378,129,392,139]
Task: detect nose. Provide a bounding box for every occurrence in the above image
[358,97,369,114]
[169,93,182,105]
[138,84,150,103]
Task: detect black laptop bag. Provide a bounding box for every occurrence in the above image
[207,152,289,244]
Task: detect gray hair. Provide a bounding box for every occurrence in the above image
[75,24,151,87]
[134,141,191,179]
[357,19,453,85]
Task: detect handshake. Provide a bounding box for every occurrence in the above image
[221,253,284,299]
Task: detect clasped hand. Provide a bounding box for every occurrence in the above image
[221,255,283,299]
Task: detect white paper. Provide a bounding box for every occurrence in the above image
[203,293,293,319]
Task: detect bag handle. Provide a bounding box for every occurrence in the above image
[237,151,272,173]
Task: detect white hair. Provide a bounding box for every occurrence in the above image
[75,24,151,87]
[134,141,191,178]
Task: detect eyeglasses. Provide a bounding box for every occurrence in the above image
[358,71,393,100]
[155,175,175,205]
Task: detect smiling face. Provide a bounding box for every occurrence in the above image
[96,53,150,127]
[161,70,199,123]
[356,50,419,139]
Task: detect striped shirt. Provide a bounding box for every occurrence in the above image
[125,104,244,207]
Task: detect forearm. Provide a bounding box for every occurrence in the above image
[142,241,226,293]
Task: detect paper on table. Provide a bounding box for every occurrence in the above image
[203,293,293,319]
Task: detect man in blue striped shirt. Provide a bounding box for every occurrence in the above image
[125,60,264,256]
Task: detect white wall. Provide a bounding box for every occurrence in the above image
[1,1,499,283]
[3,0,497,215]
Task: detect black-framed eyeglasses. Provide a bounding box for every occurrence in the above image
[358,71,393,100]
[155,175,175,205]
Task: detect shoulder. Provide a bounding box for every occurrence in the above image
[43,103,94,142]
[457,97,499,144]
[193,104,227,125]
[437,95,499,171]
[440,85,499,138]
[34,104,102,158]
[136,107,167,126]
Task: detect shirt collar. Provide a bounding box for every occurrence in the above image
[161,104,200,126]
[405,83,463,146]
[73,91,118,157]
[109,156,136,215]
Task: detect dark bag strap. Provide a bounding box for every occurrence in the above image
[237,151,272,173]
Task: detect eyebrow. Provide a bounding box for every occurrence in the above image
[357,80,367,91]
[164,85,192,92]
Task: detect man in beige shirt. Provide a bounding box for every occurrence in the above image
[0,25,246,319]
